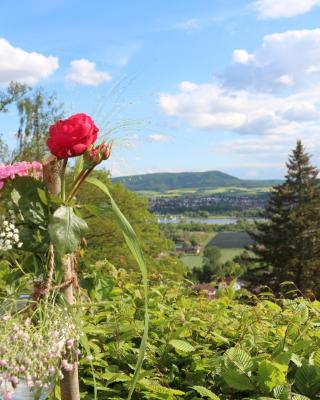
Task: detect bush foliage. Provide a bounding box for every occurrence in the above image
[79,266,320,400]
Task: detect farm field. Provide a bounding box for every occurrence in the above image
[137,185,272,198]
[220,247,244,263]
[181,247,244,269]
[207,231,254,248]
[181,231,252,270]
[180,254,203,269]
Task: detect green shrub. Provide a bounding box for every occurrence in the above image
[79,266,320,399]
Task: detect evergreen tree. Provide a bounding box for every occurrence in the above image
[250,141,320,294]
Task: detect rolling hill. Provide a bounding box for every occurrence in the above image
[112,170,282,192]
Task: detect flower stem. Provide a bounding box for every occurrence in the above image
[67,166,95,203]
[61,159,68,201]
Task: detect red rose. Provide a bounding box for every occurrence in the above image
[47,113,99,158]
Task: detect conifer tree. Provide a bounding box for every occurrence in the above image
[250,141,320,294]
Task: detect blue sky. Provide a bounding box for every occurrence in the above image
[1,0,320,178]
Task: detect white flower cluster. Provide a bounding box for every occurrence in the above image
[0,211,23,251]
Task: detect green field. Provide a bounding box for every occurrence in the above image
[207,231,253,248]
[181,247,244,269]
[220,248,244,263]
[180,231,252,269]
[137,186,272,198]
[180,254,203,269]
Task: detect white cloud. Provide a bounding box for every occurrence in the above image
[160,28,320,136]
[252,0,320,19]
[159,28,320,172]
[66,59,111,86]
[223,29,320,92]
[0,38,58,85]
[232,49,253,64]
[174,19,201,33]
[148,134,171,142]
[161,83,320,136]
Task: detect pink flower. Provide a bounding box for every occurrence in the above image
[66,339,74,349]
[0,161,42,190]
[51,331,59,338]
[3,392,13,400]
[61,359,74,371]
[10,376,19,385]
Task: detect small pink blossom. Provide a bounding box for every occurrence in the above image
[0,161,42,190]
[66,339,74,349]
[3,392,13,400]
[61,359,74,371]
[10,376,19,385]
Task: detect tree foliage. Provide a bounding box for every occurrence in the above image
[250,141,320,294]
[0,81,64,162]
[76,170,186,277]
[193,246,222,282]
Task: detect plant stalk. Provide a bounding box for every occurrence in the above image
[61,158,68,201]
[60,254,80,400]
[43,156,80,400]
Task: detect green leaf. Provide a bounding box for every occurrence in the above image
[222,369,255,391]
[225,347,253,372]
[292,395,310,400]
[223,348,255,392]
[192,385,220,399]
[257,360,287,393]
[37,188,48,205]
[169,339,195,353]
[140,379,185,396]
[294,365,320,397]
[83,203,111,217]
[11,176,48,226]
[313,350,320,367]
[85,176,148,400]
[48,206,88,255]
[273,384,290,400]
[81,273,114,301]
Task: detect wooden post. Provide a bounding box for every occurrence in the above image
[43,156,80,400]
[60,254,80,400]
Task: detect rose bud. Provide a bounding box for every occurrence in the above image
[83,142,112,168]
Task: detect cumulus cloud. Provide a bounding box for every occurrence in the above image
[148,134,171,142]
[252,0,320,19]
[66,59,111,86]
[160,28,320,136]
[0,38,58,85]
[224,29,320,92]
[160,81,320,135]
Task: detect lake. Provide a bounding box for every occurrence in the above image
[157,216,259,225]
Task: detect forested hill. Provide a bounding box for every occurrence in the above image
[112,170,282,192]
